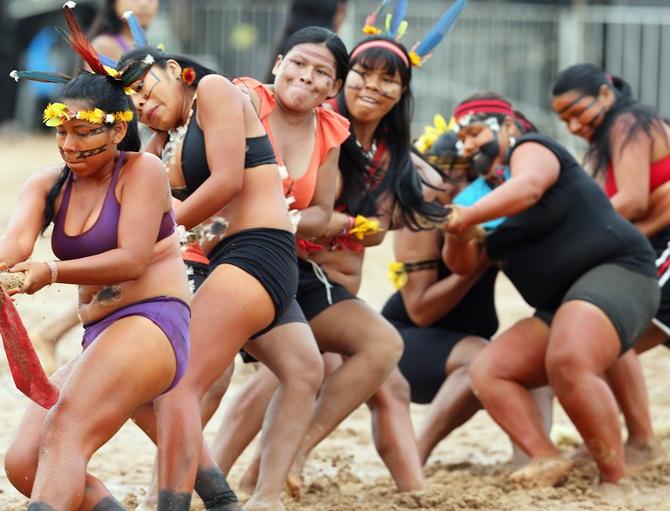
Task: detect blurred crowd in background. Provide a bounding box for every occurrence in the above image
[1,0,669,151]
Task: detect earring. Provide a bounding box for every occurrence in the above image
[508,136,516,147]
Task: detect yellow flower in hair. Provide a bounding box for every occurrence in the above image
[414,114,452,154]
[79,108,106,124]
[387,261,408,289]
[348,215,383,240]
[115,111,134,122]
[103,65,121,78]
[408,51,422,67]
[43,103,71,126]
[363,24,381,35]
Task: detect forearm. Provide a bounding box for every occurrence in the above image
[406,270,485,326]
[175,177,241,230]
[466,179,540,227]
[53,250,149,285]
[610,193,648,221]
[0,237,34,267]
[442,234,485,275]
[295,206,332,240]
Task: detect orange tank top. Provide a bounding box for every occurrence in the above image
[233,77,350,210]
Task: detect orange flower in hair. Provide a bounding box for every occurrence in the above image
[181,67,196,85]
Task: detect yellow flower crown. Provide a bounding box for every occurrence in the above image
[42,102,134,127]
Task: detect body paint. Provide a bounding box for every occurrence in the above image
[194,468,241,510]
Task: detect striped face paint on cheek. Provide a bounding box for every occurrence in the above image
[59,143,109,161]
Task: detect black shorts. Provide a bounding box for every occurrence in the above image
[650,228,670,338]
[295,258,356,321]
[185,260,209,295]
[392,321,488,404]
[239,299,308,363]
[209,228,298,337]
[536,263,660,352]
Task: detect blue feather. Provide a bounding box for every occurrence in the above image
[415,0,467,57]
[10,70,70,84]
[122,11,148,48]
[389,0,408,38]
[99,54,119,68]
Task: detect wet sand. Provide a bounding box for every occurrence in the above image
[0,135,669,510]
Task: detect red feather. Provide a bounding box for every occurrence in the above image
[62,5,109,76]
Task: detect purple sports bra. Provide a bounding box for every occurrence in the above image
[52,152,175,261]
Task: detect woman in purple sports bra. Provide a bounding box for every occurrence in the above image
[2,35,190,511]
[29,0,162,373]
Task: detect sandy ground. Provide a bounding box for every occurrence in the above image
[1,134,670,510]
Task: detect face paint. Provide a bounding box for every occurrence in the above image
[90,496,126,511]
[158,491,191,511]
[470,138,500,176]
[74,143,109,160]
[194,468,241,508]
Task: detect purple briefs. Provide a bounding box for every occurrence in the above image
[82,296,190,393]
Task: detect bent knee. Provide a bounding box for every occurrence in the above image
[370,371,411,409]
[5,442,37,496]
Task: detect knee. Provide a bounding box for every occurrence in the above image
[468,352,494,397]
[5,440,37,496]
[369,371,411,410]
[545,350,584,391]
[294,352,325,392]
[203,364,235,405]
[369,327,404,371]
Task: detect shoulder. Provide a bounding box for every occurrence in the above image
[196,75,243,107]
[27,164,67,190]
[316,105,350,146]
[91,34,122,61]
[121,152,166,183]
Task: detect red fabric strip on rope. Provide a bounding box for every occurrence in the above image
[0,290,59,408]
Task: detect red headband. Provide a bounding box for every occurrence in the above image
[350,40,410,68]
[454,99,515,121]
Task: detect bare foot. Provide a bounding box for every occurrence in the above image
[285,452,306,500]
[509,455,574,487]
[595,478,637,503]
[624,439,665,467]
[570,443,592,461]
[134,495,157,511]
[244,496,286,511]
[238,455,260,496]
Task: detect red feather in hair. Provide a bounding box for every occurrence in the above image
[61,4,109,76]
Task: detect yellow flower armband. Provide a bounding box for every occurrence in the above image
[348,215,384,240]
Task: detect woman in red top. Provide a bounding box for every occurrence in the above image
[552,64,670,352]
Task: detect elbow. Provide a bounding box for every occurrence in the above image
[620,201,648,221]
[407,309,432,327]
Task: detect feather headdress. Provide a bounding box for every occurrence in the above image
[360,0,468,67]
[10,2,151,91]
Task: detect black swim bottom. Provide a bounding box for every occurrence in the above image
[209,228,298,337]
[390,320,488,404]
[536,263,660,353]
[295,257,357,321]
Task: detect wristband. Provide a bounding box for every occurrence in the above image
[45,260,58,285]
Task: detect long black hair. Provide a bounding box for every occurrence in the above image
[551,63,665,178]
[278,26,349,84]
[43,72,141,233]
[118,46,218,88]
[336,36,447,230]
[87,0,124,39]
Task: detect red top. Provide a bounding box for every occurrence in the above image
[234,77,350,210]
[604,153,670,197]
